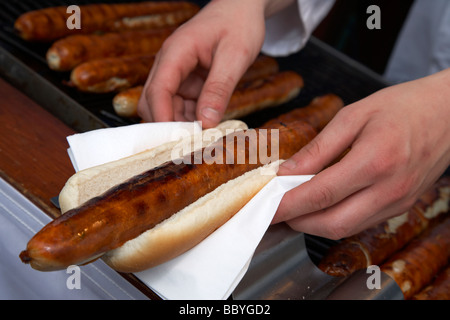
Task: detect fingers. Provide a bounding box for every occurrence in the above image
[278,104,366,176]
[137,92,153,122]
[196,45,254,128]
[137,34,201,122]
[272,103,382,233]
[273,144,376,225]
[272,71,450,239]
[272,102,420,239]
[137,0,266,126]
[280,168,421,240]
[173,96,197,122]
[137,54,159,122]
[138,38,251,127]
[281,184,390,240]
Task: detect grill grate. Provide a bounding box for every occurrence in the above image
[0,0,387,129]
[0,0,209,128]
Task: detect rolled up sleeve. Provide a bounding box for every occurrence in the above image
[262,0,335,57]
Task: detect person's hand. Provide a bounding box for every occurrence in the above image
[137,0,269,128]
[273,68,450,239]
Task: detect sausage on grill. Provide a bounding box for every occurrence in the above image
[15,2,199,42]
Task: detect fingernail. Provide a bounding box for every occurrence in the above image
[201,107,220,121]
[280,159,297,171]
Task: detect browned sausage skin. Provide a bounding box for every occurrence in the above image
[113,55,280,117]
[47,28,174,71]
[381,216,450,299]
[70,54,156,93]
[114,70,302,119]
[318,177,449,277]
[73,54,278,94]
[262,94,344,132]
[223,71,304,121]
[15,2,199,42]
[412,265,450,300]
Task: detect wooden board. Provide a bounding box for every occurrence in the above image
[0,77,76,218]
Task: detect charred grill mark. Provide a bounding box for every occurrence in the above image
[134,201,150,217]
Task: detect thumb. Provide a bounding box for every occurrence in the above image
[196,50,252,128]
[278,137,330,176]
[278,115,357,176]
[196,79,233,128]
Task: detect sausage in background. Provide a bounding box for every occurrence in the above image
[71,53,279,94]
[223,71,304,121]
[14,1,199,42]
[412,265,450,300]
[318,177,449,277]
[47,28,174,71]
[70,54,156,93]
[261,93,344,132]
[114,70,302,119]
[381,216,450,299]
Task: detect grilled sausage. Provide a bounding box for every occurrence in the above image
[318,208,428,277]
[47,28,173,71]
[70,54,155,93]
[114,70,301,119]
[14,2,199,42]
[236,55,279,87]
[262,94,344,132]
[72,54,278,94]
[381,216,450,299]
[113,86,146,118]
[223,71,304,121]
[318,176,450,277]
[412,265,450,300]
[19,121,317,271]
[113,55,279,117]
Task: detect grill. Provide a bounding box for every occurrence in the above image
[0,0,211,130]
[0,0,387,131]
[0,0,401,300]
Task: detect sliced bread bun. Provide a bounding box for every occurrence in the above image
[58,120,248,213]
[102,161,281,272]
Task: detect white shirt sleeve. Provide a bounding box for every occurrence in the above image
[261,0,336,57]
[384,0,450,84]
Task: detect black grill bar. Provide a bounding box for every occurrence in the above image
[0,0,388,129]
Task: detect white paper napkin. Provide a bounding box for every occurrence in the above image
[65,122,313,300]
[135,174,313,300]
[67,122,202,172]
